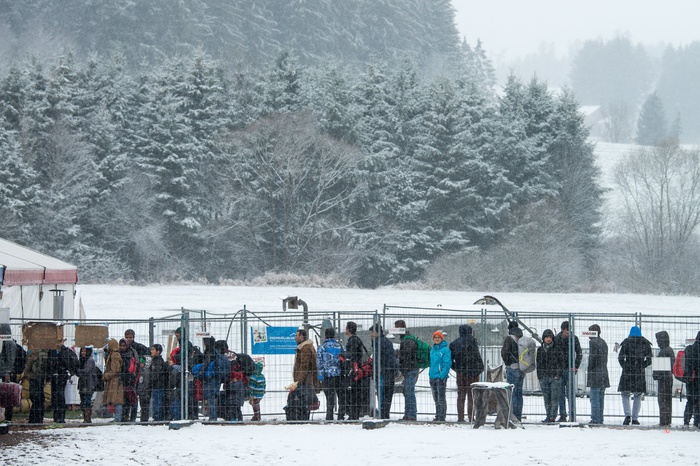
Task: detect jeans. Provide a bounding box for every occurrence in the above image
[378,372,395,419]
[402,369,419,419]
[114,404,123,422]
[170,389,182,420]
[506,367,524,420]
[589,387,605,424]
[151,389,165,421]
[621,391,642,420]
[430,378,447,421]
[540,376,561,420]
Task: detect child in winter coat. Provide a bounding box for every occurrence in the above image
[248,361,266,421]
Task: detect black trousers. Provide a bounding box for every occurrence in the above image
[322,376,346,420]
[51,373,69,423]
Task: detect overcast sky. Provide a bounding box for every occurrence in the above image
[452,0,700,62]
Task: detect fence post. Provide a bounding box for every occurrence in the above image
[241,305,248,354]
[371,312,380,419]
[180,308,190,420]
[568,313,577,422]
[148,317,154,347]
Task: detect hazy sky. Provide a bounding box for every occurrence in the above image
[452,0,700,62]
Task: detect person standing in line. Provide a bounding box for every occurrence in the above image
[429,331,451,422]
[148,344,169,422]
[0,324,17,422]
[344,322,364,420]
[449,324,484,423]
[555,321,582,422]
[536,329,564,423]
[285,329,320,421]
[370,323,398,419]
[47,343,78,424]
[316,327,345,421]
[586,324,610,425]
[248,361,266,421]
[103,338,124,422]
[653,331,675,427]
[395,320,419,421]
[77,346,98,423]
[618,325,653,425]
[501,322,524,421]
[683,332,700,428]
[124,329,150,422]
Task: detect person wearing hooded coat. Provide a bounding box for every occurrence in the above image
[617,325,652,425]
[683,331,700,427]
[429,331,451,422]
[536,329,565,423]
[77,346,98,423]
[103,338,124,421]
[449,324,484,423]
[586,324,610,425]
[653,331,675,426]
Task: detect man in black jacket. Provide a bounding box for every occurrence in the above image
[124,329,150,422]
[555,321,582,422]
[47,343,79,423]
[344,321,365,420]
[683,331,700,427]
[536,329,565,423]
[370,323,397,419]
[450,324,484,423]
[586,324,609,425]
[395,320,418,421]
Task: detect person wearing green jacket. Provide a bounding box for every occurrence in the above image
[429,330,452,422]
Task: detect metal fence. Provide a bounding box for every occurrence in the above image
[7,303,700,426]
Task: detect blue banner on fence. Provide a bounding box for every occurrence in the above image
[250,326,298,355]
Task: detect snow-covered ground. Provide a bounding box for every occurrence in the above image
[2,285,700,465]
[2,421,696,466]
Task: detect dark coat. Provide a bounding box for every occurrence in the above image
[586,337,610,388]
[653,331,675,382]
[536,335,565,380]
[554,332,583,370]
[398,334,418,372]
[148,355,169,391]
[617,335,653,393]
[345,335,364,365]
[77,350,98,393]
[374,334,398,375]
[449,325,484,377]
[684,332,700,394]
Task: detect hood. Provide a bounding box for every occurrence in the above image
[254,361,264,374]
[696,331,700,342]
[655,331,670,348]
[459,325,473,337]
[0,324,11,335]
[510,327,523,338]
[175,327,187,340]
[542,329,555,340]
[107,338,119,352]
[629,326,642,337]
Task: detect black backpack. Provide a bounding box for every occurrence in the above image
[13,341,27,376]
[94,366,105,391]
[236,353,256,377]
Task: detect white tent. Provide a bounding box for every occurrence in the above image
[0,237,79,326]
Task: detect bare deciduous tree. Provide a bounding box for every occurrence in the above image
[612,143,700,291]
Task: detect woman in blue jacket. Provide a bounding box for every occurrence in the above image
[429,331,452,421]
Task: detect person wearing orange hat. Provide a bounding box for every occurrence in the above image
[429,331,451,422]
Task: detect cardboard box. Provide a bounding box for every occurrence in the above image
[74,325,109,348]
[23,322,64,351]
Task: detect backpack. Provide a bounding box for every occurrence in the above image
[13,341,27,376]
[94,366,105,392]
[213,353,231,383]
[405,334,430,369]
[674,348,696,383]
[236,353,256,377]
[518,335,537,373]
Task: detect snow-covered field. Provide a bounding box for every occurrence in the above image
[3,285,700,465]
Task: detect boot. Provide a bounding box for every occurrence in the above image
[251,413,261,421]
[83,409,88,423]
[84,408,92,424]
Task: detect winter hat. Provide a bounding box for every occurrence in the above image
[254,361,264,373]
[629,326,642,337]
[432,331,445,341]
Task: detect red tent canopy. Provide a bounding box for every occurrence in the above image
[0,238,78,286]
